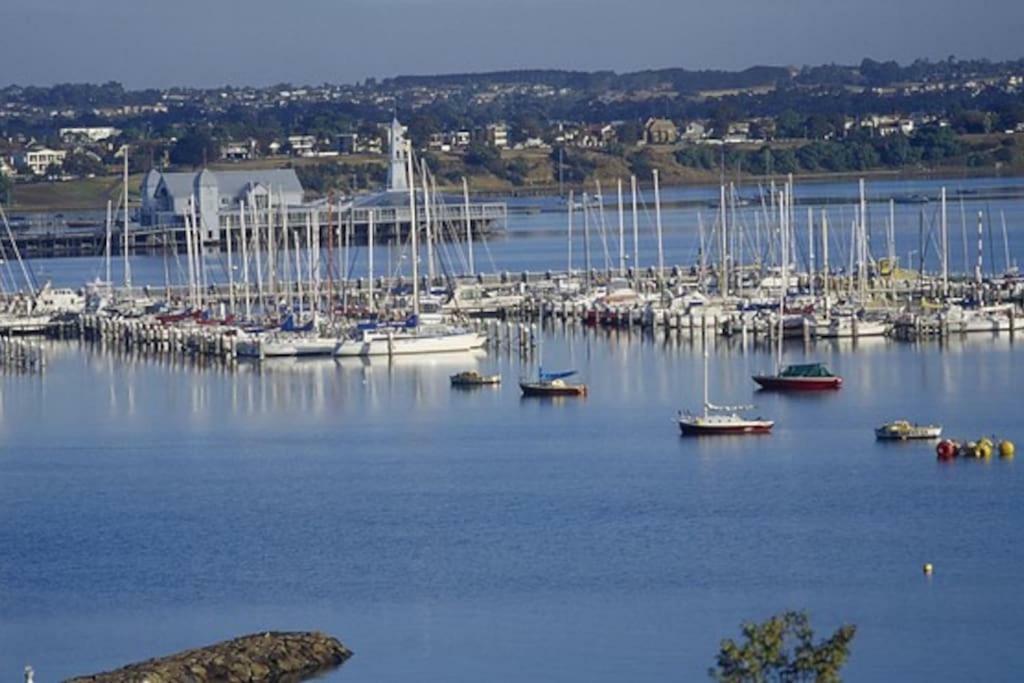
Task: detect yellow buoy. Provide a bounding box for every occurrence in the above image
[1000,440,1016,459]
[923,563,934,575]
[979,441,993,459]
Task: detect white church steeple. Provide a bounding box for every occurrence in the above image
[386,117,409,191]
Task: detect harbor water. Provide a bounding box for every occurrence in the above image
[0,330,1022,681]
[2,174,1024,681]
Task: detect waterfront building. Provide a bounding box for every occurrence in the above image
[134,118,505,251]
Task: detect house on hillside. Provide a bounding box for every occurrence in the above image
[643,118,679,145]
[14,147,67,175]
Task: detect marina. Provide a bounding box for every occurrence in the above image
[2,164,1024,683]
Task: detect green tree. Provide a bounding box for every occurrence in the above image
[169,128,220,167]
[62,151,107,177]
[710,611,856,683]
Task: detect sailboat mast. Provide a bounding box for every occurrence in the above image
[822,209,830,318]
[227,212,235,315]
[105,200,112,284]
[463,176,474,276]
[583,192,592,291]
[407,139,420,318]
[719,182,727,297]
[777,188,787,374]
[368,209,375,312]
[630,175,639,273]
[702,347,709,418]
[617,178,625,276]
[421,159,435,283]
[122,148,131,289]
[566,189,574,275]
[240,201,251,320]
[941,187,949,297]
[653,169,664,284]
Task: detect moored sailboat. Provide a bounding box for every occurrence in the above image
[680,349,774,436]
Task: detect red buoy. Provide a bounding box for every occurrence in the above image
[936,440,958,461]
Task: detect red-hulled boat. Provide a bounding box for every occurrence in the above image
[752,363,842,391]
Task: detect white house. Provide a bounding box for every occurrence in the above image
[14,148,67,175]
[59,126,121,143]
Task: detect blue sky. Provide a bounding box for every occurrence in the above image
[2,0,1021,87]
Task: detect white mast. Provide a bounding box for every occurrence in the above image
[462,176,474,276]
[421,159,435,283]
[567,189,574,275]
[807,206,815,298]
[583,192,592,291]
[719,182,727,297]
[267,190,276,306]
[888,198,896,300]
[293,226,304,318]
[858,178,867,301]
[183,199,196,308]
[630,175,639,273]
[941,187,949,297]
[1001,211,1012,273]
[368,209,375,312]
[105,200,112,284]
[976,210,984,287]
[226,212,235,315]
[653,169,664,283]
[822,209,830,318]
[702,346,710,418]
[406,138,419,318]
[240,201,251,320]
[777,189,787,374]
[617,178,625,276]
[698,212,706,296]
[122,147,131,289]
[252,199,265,316]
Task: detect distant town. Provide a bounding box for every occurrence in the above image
[2,57,1024,207]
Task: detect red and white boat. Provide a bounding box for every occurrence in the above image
[678,349,774,436]
[752,363,842,391]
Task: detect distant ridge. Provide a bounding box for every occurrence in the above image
[381,66,792,93]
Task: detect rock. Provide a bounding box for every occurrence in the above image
[65,631,352,683]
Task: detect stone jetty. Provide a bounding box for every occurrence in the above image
[64,631,352,683]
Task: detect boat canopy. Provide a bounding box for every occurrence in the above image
[280,314,314,333]
[539,368,577,381]
[780,363,834,378]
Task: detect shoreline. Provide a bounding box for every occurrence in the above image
[4,165,1024,214]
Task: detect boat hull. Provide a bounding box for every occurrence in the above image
[752,375,842,391]
[519,382,587,397]
[335,331,486,357]
[875,425,943,440]
[451,373,501,386]
[678,420,774,436]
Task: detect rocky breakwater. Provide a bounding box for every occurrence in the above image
[65,631,352,683]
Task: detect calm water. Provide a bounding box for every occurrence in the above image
[3,175,1024,681]
[1,329,1022,682]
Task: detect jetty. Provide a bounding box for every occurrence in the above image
[63,631,352,683]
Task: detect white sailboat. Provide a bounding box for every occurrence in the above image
[334,129,486,357]
[678,348,774,436]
